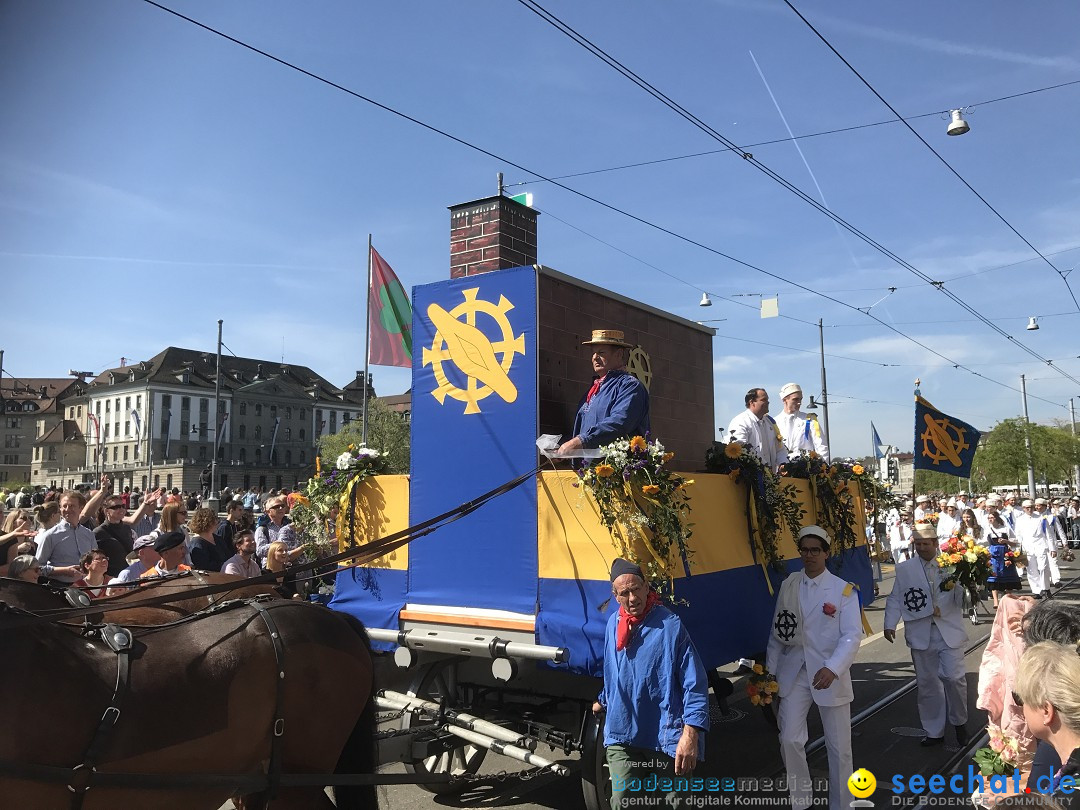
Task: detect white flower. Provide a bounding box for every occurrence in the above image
[336,452,355,470]
[355,448,381,459]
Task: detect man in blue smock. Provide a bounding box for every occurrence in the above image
[557,330,650,456]
[593,558,709,809]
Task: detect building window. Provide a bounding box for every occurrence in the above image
[77,405,82,418]
[180,420,189,436]
[125,396,131,410]
[342,412,351,425]
[285,450,292,465]
[48,447,57,461]
[255,448,262,462]
[179,444,189,458]
[254,425,262,440]
[114,422,119,437]
[200,398,208,413]
[68,407,74,418]
[299,428,305,440]
[255,403,263,416]
[161,395,171,409]
[166,474,172,490]
[239,424,246,439]
[300,450,306,464]
[136,395,141,409]
[2,455,18,465]
[112,447,118,462]
[114,398,120,413]
[285,406,292,419]
[154,474,160,489]
[199,446,206,459]
[269,404,277,417]
[34,447,40,461]
[239,401,247,415]
[300,408,306,420]
[104,424,111,439]
[124,420,131,437]
[5,417,20,429]
[105,399,111,413]
[4,435,18,448]
[284,427,291,441]
[181,396,190,411]
[330,411,337,432]
[403,410,411,423]
[123,446,129,461]
[96,401,102,415]
[239,448,247,462]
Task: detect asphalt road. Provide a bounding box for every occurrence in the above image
[369,556,1080,810]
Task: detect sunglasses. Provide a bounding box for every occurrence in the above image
[106,504,125,510]
[269,504,286,510]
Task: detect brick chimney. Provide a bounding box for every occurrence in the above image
[449,194,538,278]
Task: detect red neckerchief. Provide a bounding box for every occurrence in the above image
[616,591,661,651]
[585,374,607,404]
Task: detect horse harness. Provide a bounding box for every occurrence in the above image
[4,595,290,807]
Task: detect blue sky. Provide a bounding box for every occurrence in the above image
[4,0,1080,461]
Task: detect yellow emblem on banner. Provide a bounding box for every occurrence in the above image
[919,412,970,467]
[422,287,526,414]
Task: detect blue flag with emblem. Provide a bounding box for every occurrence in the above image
[913,396,981,478]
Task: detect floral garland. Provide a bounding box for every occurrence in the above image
[704,441,805,575]
[577,435,693,600]
[779,453,872,560]
[288,444,389,561]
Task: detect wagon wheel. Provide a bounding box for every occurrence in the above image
[580,707,610,810]
[402,661,487,793]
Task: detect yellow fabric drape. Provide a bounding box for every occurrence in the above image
[747,487,775,596]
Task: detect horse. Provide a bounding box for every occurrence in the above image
[0,595,377,809]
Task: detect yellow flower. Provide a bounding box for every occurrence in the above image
[725,442,743,459]
[852,464,864,475]
[676,479,695,490]
[596,464,615,479]
[728,470,741,482]
[752,663,764,675]
[767,680,779,693]
[630,436,648,452]
[750,693,761,706]
[943,580,956,591]
[663,452,675,462]
[964,551,977,563]
[642,484,660,496]
[347,444,355,451]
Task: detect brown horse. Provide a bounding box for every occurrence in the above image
[0,596,377,809]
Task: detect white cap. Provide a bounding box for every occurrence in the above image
[797,525,831,548]
[915,495,929,504]
[1022,499,1034,508]
[904,500,914,507]
[779,382,802,400]
[986,497,1001,506]
[958,491,968,496]
[1034,497,1048,505]
[946,498,957,507]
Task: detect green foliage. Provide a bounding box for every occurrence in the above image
[317,399,410,474]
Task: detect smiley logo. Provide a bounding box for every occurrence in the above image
[848,768,876,798]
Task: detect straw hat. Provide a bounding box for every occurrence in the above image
[581,329,634,348]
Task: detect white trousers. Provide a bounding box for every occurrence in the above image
[910,624,967,738]
[777,666,852,810]
[1025,547,1051,593]
[1046,549,1061,585]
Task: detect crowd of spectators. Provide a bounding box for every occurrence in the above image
[0,479,311,600]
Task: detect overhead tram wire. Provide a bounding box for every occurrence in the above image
[513,0,1080,391]
[781,0,1080,314]
[139,1,1069,411]
[508,79,1080,187]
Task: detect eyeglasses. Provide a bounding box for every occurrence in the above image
[1011,691,1024,707]
[798,547,824,556]
[269,504,286,510]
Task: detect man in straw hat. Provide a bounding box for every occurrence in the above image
[558,329,650,456]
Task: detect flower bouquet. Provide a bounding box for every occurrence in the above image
[938,533,992,610]
[746,663,779,707]
[578,435,693,599]
[972,724,1031,777]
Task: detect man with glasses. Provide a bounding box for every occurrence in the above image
[94,488,162,577]
[1016,499,1055,599]
[767,526,862,810]
[884,534,969,747]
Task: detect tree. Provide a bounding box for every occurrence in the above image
[317,399,410,474]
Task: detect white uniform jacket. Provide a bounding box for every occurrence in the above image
[884,556,967,651]
[1041,512,1067,548]
[766,570,862,708]
[726,410,787,471]
[1016,513,1054,553]
[775,410,829,461]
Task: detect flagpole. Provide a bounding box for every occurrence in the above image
[362,234,372,446]
[147,403,154,491]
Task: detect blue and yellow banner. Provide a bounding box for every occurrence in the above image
[913,396,981,478]
[407,265,538,614]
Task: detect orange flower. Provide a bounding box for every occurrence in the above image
[949,553,963,564]
[852,464,864,475]
[663,452,675,462]
[596,464,615,479]
[629,436,648,452]
[724,442,743,459]
[642,484,660,496]
[728,470,740,482]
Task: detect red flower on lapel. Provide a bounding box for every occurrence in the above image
[822,602,837,617]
